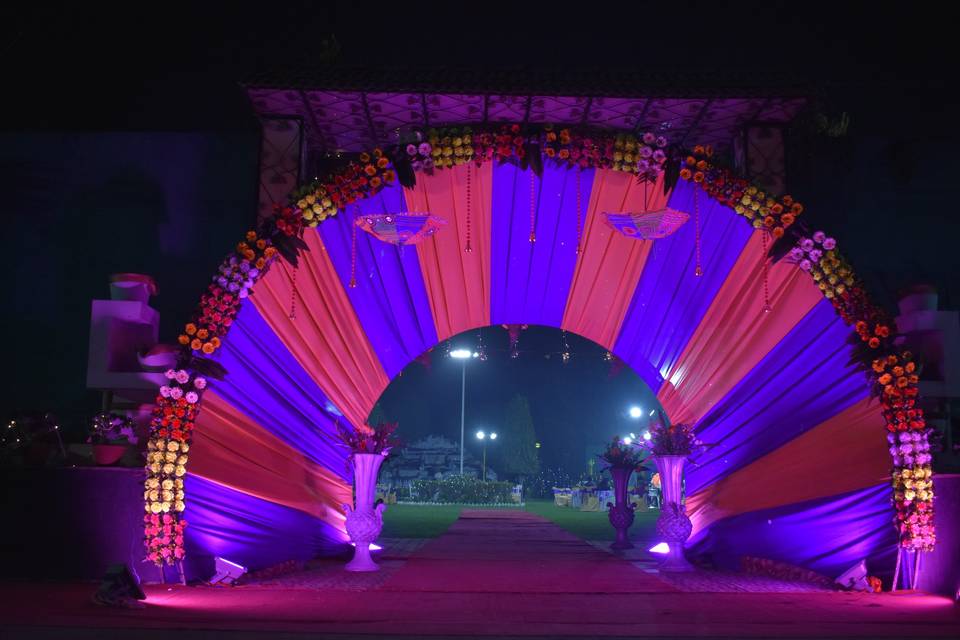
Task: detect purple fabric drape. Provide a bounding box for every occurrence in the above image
[613,179,753,391]
[316,185,438,379]
[183,474,348,579]
[210,303,348,474]
[491,164,594,326]
[687,299,868,494]
[688,483,897,580]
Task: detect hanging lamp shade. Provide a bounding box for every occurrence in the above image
[356,213,446,245]
[604,207,689,240]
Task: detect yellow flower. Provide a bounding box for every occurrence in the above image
[162,479,174,490]
[175,501,186,512]
[163,463,175,475]
[175,465,186,477]
[150,502,162,514]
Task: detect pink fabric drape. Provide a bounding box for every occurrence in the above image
[190,390,351,527]
[251,230,389,427]
[405,163,493,340]
[686,397,889,536]
[657,230,824,425]
[561,171,668,349]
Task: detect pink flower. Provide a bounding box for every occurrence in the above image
[159,386,172,398]
[164,369,177,380]
[406,144,417,156]
[822,237,836,250]
[799,259,812,271]
[175,370,190,384]
[419,143,432,156]
[170,387,183,400]
[193,377,207,390]
[656,136,668,147]
[185,391,199,404]
[653,149,666,162]
[800,238,815,252]
[813,231,826,244]
[789,247,804,260]
[642,132,656,144]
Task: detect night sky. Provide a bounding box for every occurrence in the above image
[2,4,956,450]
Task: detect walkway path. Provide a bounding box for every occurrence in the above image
[381,509,675,593]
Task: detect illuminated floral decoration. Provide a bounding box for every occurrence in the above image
[144,122,935,567]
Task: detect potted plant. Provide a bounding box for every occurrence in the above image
[598,436,648,549]
[336,421,399,571]
[88,412,137,465]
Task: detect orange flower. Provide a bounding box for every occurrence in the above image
[892,366,904,377]
[696,160,708,171]
[372,148,383,158]
[771,203,783,215]
[685,156,696,166]
[875,324,890,337]
[878,373,893,385]
[887,355,899,365]
[871,359,885,373]
[781,213,795,226]
[244,249,255,261]
[359,153,371,163]
[264,247,277,258]
[855,321,868,334]
[256,239,267,250]
[383,170,396,183]
[196,329,209,340]
[896,376,909,388]
[376,156,389,169]
[370,176,382,189]
[680,168,692,180]
[791,203,804,215]
[255,258,266,270]
[211,337,221,348]
[178,335,190,345]
[693,145,705,155]
[185,323,197,335]
[190,339,202,351]
[772,227,784,238]
[546,132,557,142]
[202,342,215,354]
[704,145,714,157]
[782,195,794,206]
[364,164,377,176]
[763,216,775,227]
[545,147,556,157]
[693,172,705,183]
[868,337,880,349]
[245,231,257,242]
[908,374,919,384]
[905,361,916,373]
[558,149,570,160]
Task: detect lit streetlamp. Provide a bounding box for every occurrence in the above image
[476,430,498,481]
[450,348,479,474]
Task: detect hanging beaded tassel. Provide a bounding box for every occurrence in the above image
[349,209,358,288]
[464,165,473,253]
[693,183,703,277]
[761,231,772,313]
[529,170,537,243]
[289,263,299,319]
[575,170,583,255]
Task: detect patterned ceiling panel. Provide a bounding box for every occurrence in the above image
[424,94,485,126]
[245,89,806,154]
[302,91,372,151]
[757,98,807,122]
[528,95,589,124]
[486,95,528,122]
[585,97,648,129]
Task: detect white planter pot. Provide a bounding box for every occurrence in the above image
[343,453,387,572]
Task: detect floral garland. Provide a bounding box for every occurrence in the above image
[146,123,934,567]
[144,230,279,565]
[679,159,935,552]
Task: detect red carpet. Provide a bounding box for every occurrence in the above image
[380,509,676,593]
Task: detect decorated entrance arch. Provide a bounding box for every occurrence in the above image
[143,123,934,578]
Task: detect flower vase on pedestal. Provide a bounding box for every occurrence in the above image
[607,466,636,550]
[343,452,387,572]
[653,454,694,571]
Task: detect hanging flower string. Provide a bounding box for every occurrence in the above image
[693,183,703,277]
[349,205,359,288]
[464,165,473,253]
[529,170,537,243]
[761,231,772,313]
[289,264,299,318]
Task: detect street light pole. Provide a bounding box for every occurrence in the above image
[460,360,466,475]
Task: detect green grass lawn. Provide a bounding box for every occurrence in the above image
[379,500,659,543]
[523,499,659,542]
[380,504,463,538]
